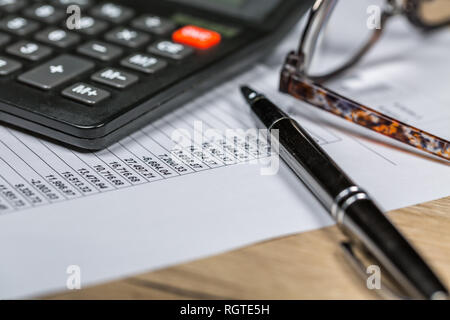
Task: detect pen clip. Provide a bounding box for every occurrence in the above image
[340,241,411,300]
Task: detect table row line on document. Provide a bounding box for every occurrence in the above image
[0,126,271,213]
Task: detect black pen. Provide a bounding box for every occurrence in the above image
[240,85,448,300]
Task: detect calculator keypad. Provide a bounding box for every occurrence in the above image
[18,54,94,90]
[0,32,10,46]
[0,0,226,110]
[24,3,65,24]
[173,25,221,50]
[148,40,194,60]
[120,53,167,74]
[51,0,93,10]
[0,16,40,35]
[131,15,176,35]
[35,28,80,48]
[105,27,150,48]
[0,0,26,13]
[77,40,122,61]
[91,68,138,89]
[62,82,110,105]
[6,40,52,61]
[75,16,108,35]
[90,3,134,24]
[0,55,21,75]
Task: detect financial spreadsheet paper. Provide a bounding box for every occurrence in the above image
[0,18,449,298]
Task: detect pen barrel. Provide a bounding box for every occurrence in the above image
[270,118,448,299]
[342,199,448,299]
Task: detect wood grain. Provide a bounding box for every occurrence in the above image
[47,196,450,300]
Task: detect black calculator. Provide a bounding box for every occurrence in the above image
[0,0,312,150]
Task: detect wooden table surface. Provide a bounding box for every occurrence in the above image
[47,196,450,300]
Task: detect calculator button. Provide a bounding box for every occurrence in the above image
[73,16,108,36]
[18,54,94,90]
[0,0,26,13]
[0,16,40,36]
[63,83,110,105]
[148,40,194,60]
[173,25,221,50]
[91,68,138,89]
[0,55,21,75]
[0,32,10,46]
[77,40,123,61]
[105,27,150,48]
[35,28,80,48]
[51,0,93,10]
[90,3,134,24]
[6,41,53,61]
[121,54,167,74]
[24,4,65,24]
[131,15,176,35]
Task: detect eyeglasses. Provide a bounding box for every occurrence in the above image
[280,0,450,161]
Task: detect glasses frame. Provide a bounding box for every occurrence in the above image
[279,0,450,161]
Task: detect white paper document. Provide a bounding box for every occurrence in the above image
[0,17,449,298]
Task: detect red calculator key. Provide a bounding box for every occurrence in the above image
[172,25,221,50]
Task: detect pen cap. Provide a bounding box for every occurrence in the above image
[241,86,289,129]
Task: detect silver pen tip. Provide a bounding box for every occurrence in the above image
[240,85,261,104]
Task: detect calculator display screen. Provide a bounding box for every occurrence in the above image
[172,0,282,21]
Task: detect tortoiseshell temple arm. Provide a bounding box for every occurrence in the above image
[279,53,450,162]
